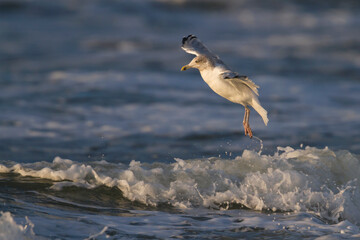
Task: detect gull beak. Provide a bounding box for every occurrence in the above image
[181,65,189,71]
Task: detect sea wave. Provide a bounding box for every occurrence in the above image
[1,146,359,225]
[0,212,35,240]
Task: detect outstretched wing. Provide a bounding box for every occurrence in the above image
[181,35,215,57]
[221,71,260,96]
[181,34,228,68]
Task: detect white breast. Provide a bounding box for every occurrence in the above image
[200,67,240,102]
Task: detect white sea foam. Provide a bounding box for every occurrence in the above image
[0,212,35,240]
[1,146,359,226]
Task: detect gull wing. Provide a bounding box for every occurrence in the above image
[221,71,259,96]
[181,34,228,68]
[181,35,216,57]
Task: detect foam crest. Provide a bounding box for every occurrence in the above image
[0,212,35,240]
[0,146,359,225]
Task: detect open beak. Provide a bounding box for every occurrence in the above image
[181,65,189,71]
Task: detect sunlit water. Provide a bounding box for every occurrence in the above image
[0,0,360,239]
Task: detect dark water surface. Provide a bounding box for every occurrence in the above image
[0,0,360,239]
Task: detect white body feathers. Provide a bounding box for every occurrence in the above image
[200,67,268,126]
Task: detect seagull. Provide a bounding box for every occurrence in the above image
[180,35,268,138]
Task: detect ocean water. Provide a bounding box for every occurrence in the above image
[0,0,360,239]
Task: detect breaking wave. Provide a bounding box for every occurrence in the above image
[1,146,359,225]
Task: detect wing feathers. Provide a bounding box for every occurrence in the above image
[181,34,213,57]
[223,74,260,96]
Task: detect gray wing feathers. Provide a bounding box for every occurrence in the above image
[221,71,241,79]
[221,72,260,96]
[181,35,215,57]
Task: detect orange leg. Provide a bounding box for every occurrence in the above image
[243,108,248,134]
[243,107,253,138]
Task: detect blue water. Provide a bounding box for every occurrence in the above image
[0,0,360,239]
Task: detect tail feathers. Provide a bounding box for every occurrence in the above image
[251,99,269,126]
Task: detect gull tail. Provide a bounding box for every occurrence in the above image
[251,98,269,126]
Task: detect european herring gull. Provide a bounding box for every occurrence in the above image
[181,35,268,138]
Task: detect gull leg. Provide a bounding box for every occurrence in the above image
[244,107,253,138]
[243,108,248,136]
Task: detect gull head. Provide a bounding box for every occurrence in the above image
[181,55,212,71]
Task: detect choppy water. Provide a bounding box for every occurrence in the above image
[1,0,360,239]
